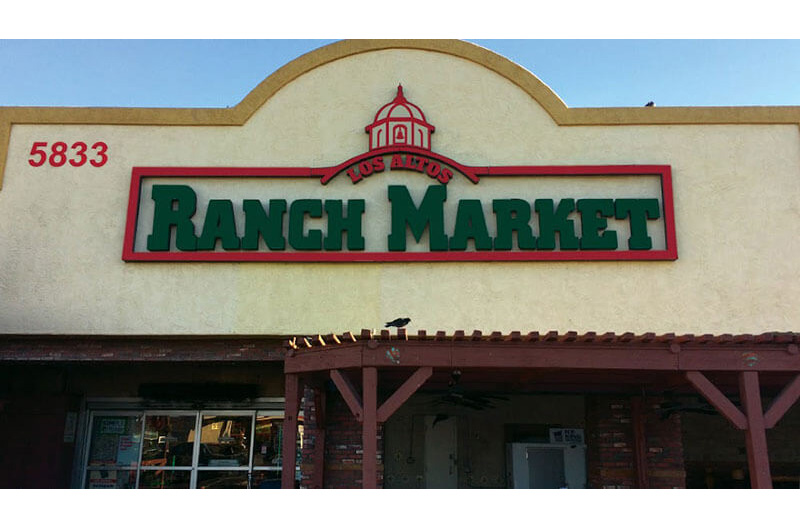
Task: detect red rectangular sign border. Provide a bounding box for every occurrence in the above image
[122,165,677,263]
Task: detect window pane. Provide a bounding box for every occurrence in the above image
[138,470,192,489]
[196,470,248,489]
[87,415,142,467]
[85,469,136,489]
[142,414,196,467]
[253,415,283,467]
[198,415,252,467]
[253,415,304,471]
[251,469,282,489]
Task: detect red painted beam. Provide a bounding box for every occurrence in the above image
[452,347,677,370]
[764,373,800,429]
[739,372,772,489]
[362,344,452,368]
[685,371,747,430]
[281,373,300,489]
[359,343,677,370]
[362,367,378,489]
[0,337,286,362]
[680,348,800,371]
[284,345,363,373]
[286,341,800,374]
[377,367,433,423]
[330,369,363,422]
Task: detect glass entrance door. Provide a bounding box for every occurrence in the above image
[82,409,298,489]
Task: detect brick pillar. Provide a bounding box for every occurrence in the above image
[586,396,636,488]
[643,398,686,488]
[586,395,685,489]
[300,388,383,488]
[300,386,317,488]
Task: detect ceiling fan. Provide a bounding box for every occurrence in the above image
[434,370,509,411]
[657,394,723,419]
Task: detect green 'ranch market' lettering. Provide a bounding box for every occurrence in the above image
[145,184,661,253]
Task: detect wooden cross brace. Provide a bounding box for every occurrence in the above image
[686,371,800,430]
[329,366,434,423]
[686,371,800,489]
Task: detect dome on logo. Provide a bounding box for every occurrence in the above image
[366,85,435,151]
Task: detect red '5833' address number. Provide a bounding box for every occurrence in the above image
[28,141,108,168]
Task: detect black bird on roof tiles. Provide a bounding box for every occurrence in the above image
[385,317,411,328]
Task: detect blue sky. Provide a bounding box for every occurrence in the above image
[1,39,799,109]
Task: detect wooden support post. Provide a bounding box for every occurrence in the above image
[739,371,772,489]
[631,396,649,489]
[310,387,326,489]
[281,373,301,489]
[362,367,378,489]
[764,373,800,429]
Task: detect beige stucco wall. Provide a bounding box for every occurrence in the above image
[0,40,798,336]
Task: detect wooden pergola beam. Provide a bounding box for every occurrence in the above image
[286,341,800,374]
[377,367,433,422]
[764,373,800,428]
[330,369,363,421]
[685,371,747,429]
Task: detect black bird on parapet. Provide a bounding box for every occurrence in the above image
[385,317,411,328]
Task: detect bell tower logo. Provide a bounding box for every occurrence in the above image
[320,85,477,185]
[366,85,435,151]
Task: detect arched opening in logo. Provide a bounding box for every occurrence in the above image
[393,125,407,144]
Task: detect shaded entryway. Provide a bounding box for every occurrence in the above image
[383,393,586,488]
[281,329,800,489]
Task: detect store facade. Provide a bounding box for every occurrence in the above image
[1,40,799,489]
